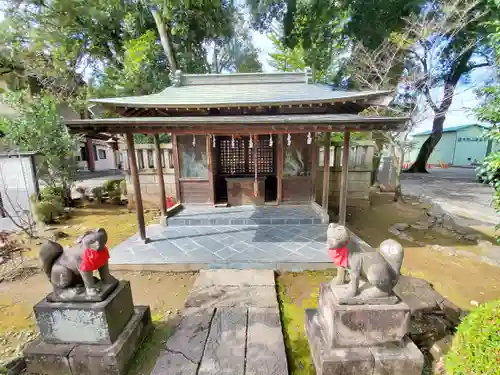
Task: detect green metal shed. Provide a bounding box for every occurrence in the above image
[406,124,498,167]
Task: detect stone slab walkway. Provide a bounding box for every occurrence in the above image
[151,270,288,375]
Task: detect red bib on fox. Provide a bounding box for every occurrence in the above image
[328,243,349,268]
[80,247,110,272]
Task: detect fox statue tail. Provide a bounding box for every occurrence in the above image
[39,240,64,280]
[378,239,404,283]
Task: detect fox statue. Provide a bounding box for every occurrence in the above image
[39,228,118,299]
[326,223,404,300]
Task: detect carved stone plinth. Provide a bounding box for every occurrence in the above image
[25,306,152,375]
[34,281,134,345]
[305,283,424,375]
[26,280,152,375]
[317,283,411,348]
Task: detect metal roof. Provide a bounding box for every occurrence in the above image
[89,70,393,109]
[412,123,489,136]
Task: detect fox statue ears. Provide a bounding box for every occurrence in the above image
[75,230,94,244]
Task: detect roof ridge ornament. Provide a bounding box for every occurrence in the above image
[305,67,313,84]
[172,70,183,87]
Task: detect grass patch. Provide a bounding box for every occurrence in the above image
[126,313,171,375]
[13,204,158,259]
[276,270,336,375]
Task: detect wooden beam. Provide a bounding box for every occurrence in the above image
[172,134,181,202]
[207,135,215,205]
[321,132,331,219]
[276,134,283,204]
[310,133,317,202]
[126,133,147,241]
[338,131,350,225]
[153,134,167,218]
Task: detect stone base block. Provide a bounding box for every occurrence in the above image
[25,306,152,375]
[305,309,424,375]
[34,281,134,345]
[317,283,410,347]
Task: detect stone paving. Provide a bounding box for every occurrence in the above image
[110,205,333,269]
[151,270,288,375]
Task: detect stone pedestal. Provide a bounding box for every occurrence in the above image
[24,281,152,375]
[305,283,424,375]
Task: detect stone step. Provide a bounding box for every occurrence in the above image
[167,216,324,226]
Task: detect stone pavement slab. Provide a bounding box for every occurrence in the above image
[198,307,247,375]
[185,285,278,309]
[152,270,288,375]
[246,307,288,375]
[193,269,275,288]
[109,223,330,268]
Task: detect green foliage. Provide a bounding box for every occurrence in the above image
[0,92,79,195]
[33,200,64,224]
[91,187,104,204]
[445,299,500,375]
[267,29,306,73]
[103,179,123,204]
[103,180,122,194]
[134,134,171,144]
[474,4,500,237]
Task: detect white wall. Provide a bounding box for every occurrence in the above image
[94,144,116,171]
[0,155,37,216]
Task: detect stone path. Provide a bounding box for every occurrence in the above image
[401,167,497,225]
[110,205,332,270]
[151,270,288,375]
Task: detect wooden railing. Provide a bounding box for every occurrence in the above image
[318,141,375,171]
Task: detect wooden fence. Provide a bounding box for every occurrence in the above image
[316,141,375,207]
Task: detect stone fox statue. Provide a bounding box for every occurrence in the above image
[327,223,404,299]
[39,228,117,297]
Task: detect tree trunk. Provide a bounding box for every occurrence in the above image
[406,116,445,173]
[151,8,177,73]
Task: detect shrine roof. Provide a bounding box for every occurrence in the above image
[66,113,408,134]
[89,70,393,109]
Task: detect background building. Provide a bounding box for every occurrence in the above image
[406,124,499,167]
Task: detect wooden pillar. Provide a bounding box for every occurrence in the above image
[321,132,331,217]
[207,135,215,205]
[153,134,167,218]
[310,133,317,202]
[338,131,350,225]
[276,134,283,204]
[172,134,181,202]
[126,133,147,241]
[85,137,95,172]
[253,135,259,197]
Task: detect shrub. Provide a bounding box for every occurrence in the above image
[103,179,121,193]
[108,189,122,205]
[33,200,63,224]
[445,299,500,375]
[40,186,64,201]
[91,187,104,203]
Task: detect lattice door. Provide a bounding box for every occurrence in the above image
[248,137,275,174]
[218,137,247,174]
[217,136,275,175]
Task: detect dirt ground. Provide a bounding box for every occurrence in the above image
[277,194,500,375]
[0,270,196,373]
[0,203,196,373]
